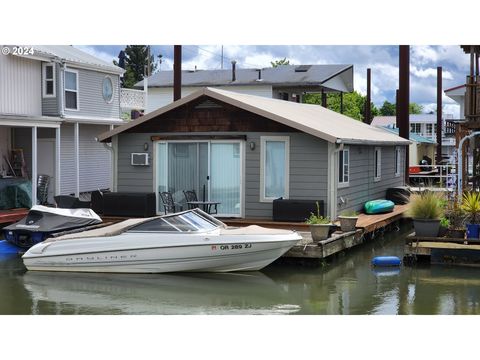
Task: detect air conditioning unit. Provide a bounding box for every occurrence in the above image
[131,153,149,166]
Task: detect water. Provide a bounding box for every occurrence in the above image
[1,224,480,315]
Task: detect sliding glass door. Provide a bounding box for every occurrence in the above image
[156,140,243,217]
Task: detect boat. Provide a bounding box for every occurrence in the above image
[3,205,102,249]
[364,199,395,214]
[22,209,301,273]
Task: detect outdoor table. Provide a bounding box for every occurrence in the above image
[187,201,220,214]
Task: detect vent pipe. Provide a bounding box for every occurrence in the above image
[231,60,236,82]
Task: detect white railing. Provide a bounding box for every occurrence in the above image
[120,88,146,110]
[409,164,457,190]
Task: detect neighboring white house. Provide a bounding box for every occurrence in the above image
[0,45,129,206]
[445,84,466,119]
[371,114,456,163]
[136,64,354,113]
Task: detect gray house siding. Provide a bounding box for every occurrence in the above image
[63,67,120,119]
[337,145,405,214]
[41,63,61,116]
[115,131,329,218]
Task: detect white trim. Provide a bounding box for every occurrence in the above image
[64,68,79,111]
[338,147,350,188]
[32,127,38,206]
[327,142,337,219]
[259,136,290,203]
[42,62,56,98]
[394,146,401,177]
[374,147,382,182]
[55,127,61,195]
[74,122,80,197]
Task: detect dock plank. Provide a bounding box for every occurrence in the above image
[0,208,28,225]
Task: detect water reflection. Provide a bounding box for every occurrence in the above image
[1,223,480,314]
[21,271,300,315]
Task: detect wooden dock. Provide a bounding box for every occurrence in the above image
[404,235,480,266]
[0,208,29,225]
[224,204,410,261]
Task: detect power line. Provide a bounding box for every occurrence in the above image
[188,45,263,69]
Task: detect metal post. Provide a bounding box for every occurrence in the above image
[436,66,443,165]
[340,92,344,114]
[398,45,410,184]
[173,45,182,101]
[365,68,371,124]
[74,122,79,197]
[55,127,61,196]
[321,89,327,108]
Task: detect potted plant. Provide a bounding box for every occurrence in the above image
[444,202,466,239]
[305,202,332,242]
[461,191,480,239]
[438,217,449,237]
[407,191,443,237]
[338,210,359,232]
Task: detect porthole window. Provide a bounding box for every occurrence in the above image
[102,76,113,103]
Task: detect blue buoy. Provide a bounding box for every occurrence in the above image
[371,256,401,267]
[0,240,22,255]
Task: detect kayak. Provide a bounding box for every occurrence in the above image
[364,199,395,214]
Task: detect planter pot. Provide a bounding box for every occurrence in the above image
[338,216,358,232]
[438,225,448,238]
[466,224,480,239]
[309,224,332,242]
[446,229,466,239]
[413,219,441,237]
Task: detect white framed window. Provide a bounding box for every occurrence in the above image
[394,147,401,177]
[374,147,381,182]
[260,136,290,202]
[64,69,79,111]
[410,123,421,134]
[425,123,433,137]
[42,63,56,98]
[338,147,349,188]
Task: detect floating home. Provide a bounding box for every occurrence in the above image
[97,87,410,219]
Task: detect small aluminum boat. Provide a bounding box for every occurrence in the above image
[22,209,301,273]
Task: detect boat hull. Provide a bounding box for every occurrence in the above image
[23,235,300,273]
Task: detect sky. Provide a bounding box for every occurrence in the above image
[75,45,470,118]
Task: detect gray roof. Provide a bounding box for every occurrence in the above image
[382,127,436,144]
[30,45,124,75]
[98,87,409,146]
[136,64,353,91]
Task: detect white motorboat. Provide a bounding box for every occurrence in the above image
[22,209,301,273]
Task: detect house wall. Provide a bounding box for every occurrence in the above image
[63,67,121,119]
[12,124,111,194]
[146,85,273,113]
[337,145,405,214]
[0,54,42,116]
[0,126,11,175]
[41,62,61,116]
[115,131,329,218]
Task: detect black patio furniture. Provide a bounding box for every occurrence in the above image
[186,200,219,215]
[159,191,183,215]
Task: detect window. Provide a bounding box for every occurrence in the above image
[260,136,289,202]
[338,148,349,187]
[374,147,381,181]
[410,123,421,134]
[395,147,401,177]
[65,69,79,110]
[42,63,56,98]
[425,124,433,137]
[102,76,113,103]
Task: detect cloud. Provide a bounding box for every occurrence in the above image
[74,45,119,64]
[411,66,454,80]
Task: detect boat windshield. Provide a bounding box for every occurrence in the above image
[128,209,222,233]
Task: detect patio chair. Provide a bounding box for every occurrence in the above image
[183,190,198,209]
[159,191,183,215]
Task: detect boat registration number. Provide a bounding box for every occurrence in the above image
[212,244,252,251]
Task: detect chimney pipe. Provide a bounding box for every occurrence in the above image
[365,68,371,124]
[257,69,262,80]
[231,60,236,82]
[173,45,182,101]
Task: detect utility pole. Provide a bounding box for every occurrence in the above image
[398,45,410,184]
[173,45,182,101]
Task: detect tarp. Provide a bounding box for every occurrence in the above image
[0,181,32,209]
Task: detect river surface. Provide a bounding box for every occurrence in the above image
[1,224,480,315]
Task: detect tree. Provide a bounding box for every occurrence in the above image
[303,91,378,121]
[379,100,396,116]
[271,58,290,67]
[409,103,423,114]
[114,45,158,88]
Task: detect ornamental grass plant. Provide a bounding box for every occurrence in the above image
[407,191,444,220]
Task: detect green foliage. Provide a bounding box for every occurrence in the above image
[378,101,424,116]
[116,45,158,88]
[408,191,444,220]
[303,91,378,122]
[440,217,450,228]
[340,209,359,217]
[461,192,480,223]
[270,58,290,67]
[305,202,331,224]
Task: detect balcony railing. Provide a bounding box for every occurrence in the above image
[120,88,146,110]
